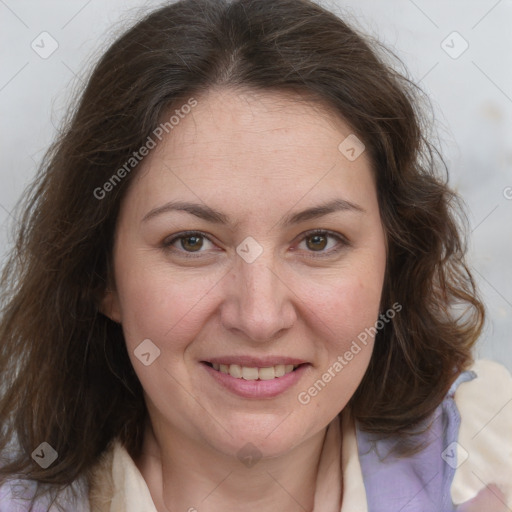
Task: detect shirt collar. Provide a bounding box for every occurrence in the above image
[90,407,368,512]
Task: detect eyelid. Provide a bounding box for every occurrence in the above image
[162,228,350,258]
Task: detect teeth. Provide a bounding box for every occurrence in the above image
[212,363,299,380]
[259,367,275,380]
[242,367,259,380]
[229,364,242,378]
[275,365,285,378]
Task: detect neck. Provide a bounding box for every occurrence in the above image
[135,418,330,512]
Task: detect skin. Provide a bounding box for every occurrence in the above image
[102,87,387,512]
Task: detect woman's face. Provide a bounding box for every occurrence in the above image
[104,88,387,459]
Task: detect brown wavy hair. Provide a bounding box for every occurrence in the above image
[0,0,484,507]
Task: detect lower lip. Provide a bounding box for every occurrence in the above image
[201,362,310,399]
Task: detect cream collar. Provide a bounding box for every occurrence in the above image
[88,408,368,512]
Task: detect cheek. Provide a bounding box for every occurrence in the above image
[114,256,219,355]
[301,250,385,394]
[312,258,385,343]
[296,275,383,413]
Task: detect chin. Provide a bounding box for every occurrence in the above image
[208,412,318,460]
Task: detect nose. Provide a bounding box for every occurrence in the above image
[220,252,297,343]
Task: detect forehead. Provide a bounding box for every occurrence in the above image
[160,87,364,165]
[122,87,377,222]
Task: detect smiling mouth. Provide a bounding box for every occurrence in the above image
[202,361,306,381]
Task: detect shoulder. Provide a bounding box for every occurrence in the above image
[0,478,37,511]
[451,359,512,509]
[0,438,120,512]
[354,359,512,511]
[456,358,512,391]
[0,473,90,511]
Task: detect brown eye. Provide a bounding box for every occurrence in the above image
[306,233,328,251]
[163,231,215,258]
[180,234,204,252]
[297,229,349,257]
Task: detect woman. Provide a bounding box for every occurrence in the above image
[0,0,510,510]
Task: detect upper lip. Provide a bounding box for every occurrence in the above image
[203,356,308,367]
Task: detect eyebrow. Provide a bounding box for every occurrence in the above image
[141,198,365,228]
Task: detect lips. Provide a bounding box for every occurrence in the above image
[201,360,310,398]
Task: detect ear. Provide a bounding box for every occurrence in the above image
[100,288,122,323]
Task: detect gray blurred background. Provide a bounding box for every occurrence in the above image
[1,0,511,370]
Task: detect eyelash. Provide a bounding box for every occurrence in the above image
[162,229,350,259]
